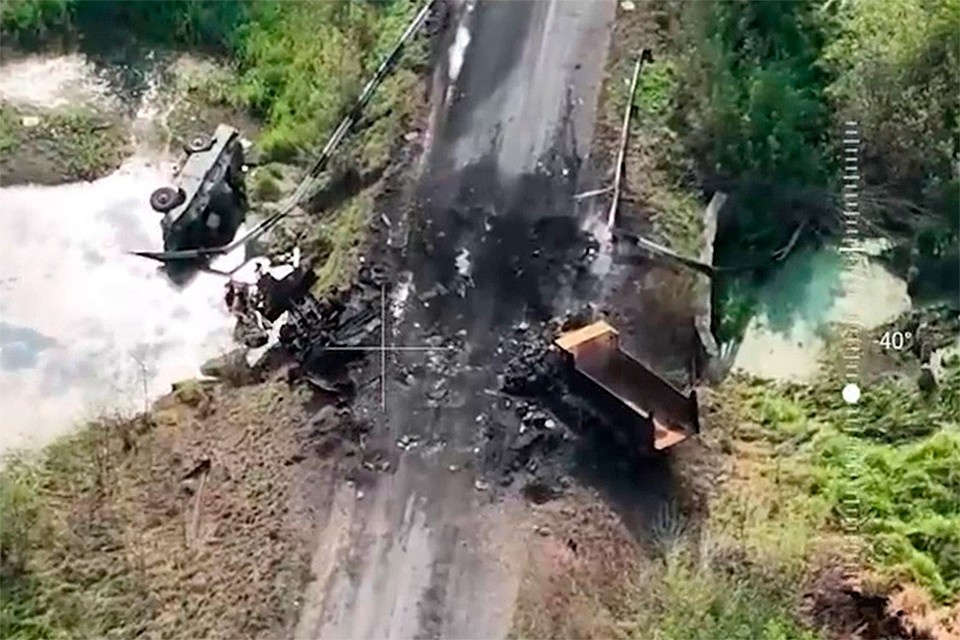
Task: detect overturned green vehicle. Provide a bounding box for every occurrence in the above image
[150,124,248,254]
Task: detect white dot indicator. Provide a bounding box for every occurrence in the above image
[842,383,861,405]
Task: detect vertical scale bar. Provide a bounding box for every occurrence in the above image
[839,121,865,535]
[841,121,862,395]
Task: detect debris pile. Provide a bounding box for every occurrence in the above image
[303,403,387,484]
[475,319,589,501]
[278,263,388,371]
[482,307,677,502]
[499,322,560,396]
[497,396,573,502]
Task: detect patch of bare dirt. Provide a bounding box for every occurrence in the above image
[801,566,960,640]
[116,378,331,639]
[510,487,643,640]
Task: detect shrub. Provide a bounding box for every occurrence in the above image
[679,1,831,187]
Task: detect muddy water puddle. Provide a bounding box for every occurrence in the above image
[0,51,251,456]
[732,244,911,382]
[0,158,246,455]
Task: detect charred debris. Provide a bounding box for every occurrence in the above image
[215,253,701,503]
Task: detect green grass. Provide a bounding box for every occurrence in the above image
[228,0,423,290]
[1,383,314,640]
[605,56,705,258]
[0,106,129,184]
[0,107,21,155]
[251,169,282,202]
[648,185,703,257]
[311,192,371,295]
[48,109,129,180]
[1,420,156,640]
[633,544,820,640]
[737,358,960,602]
[233,0,422,166]
[633,59,677,120]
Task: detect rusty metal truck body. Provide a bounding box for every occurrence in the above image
[555,321,699,455]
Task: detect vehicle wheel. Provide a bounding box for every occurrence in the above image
[184,135,213,154]
[150,186,185,212]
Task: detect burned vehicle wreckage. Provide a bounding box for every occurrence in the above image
[133,124,255,282]
[134,0,700,466]
[239,262,700,461]
[225,262,388,397]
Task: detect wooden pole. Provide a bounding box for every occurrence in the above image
[607,49,653,230]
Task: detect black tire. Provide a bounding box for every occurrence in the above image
[184,135,213,154]
[150,186,185,213]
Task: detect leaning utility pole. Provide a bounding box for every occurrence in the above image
[608,48,653,230]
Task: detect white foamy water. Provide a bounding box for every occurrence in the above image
[0,158,244,455]
[0,53,113,109]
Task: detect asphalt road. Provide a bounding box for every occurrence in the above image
[296,2,616,638]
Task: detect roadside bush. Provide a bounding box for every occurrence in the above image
[643,543,819,640]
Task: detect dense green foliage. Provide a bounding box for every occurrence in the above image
[681,1,831,187]
[679,0,960,338]
[678,1,834,337]
[744,361,960,602]
[1,0,249,49]
[682,0,957,220]
[824,0,959,218]
[0,0,70,40]
[824,0,959,299]
[233,0,421,162]
[1,0,422,165]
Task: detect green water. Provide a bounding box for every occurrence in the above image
[732,245,911,381]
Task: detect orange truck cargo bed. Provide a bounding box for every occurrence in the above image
[555,321,699,453]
